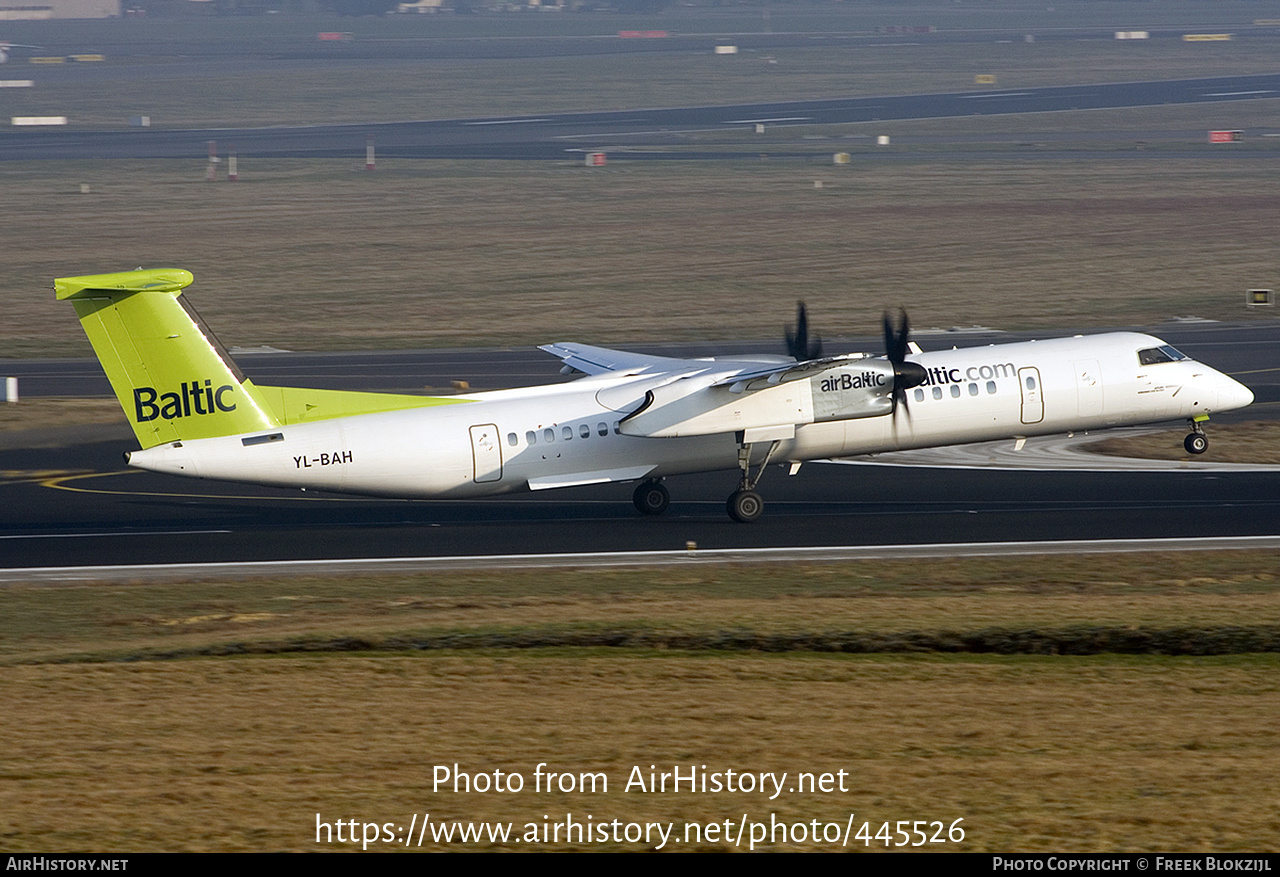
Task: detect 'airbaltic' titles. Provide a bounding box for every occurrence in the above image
[134,380,235,422]
[820,371,885,393]
[921,361,1017,386]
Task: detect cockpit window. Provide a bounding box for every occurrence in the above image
[1137,345,1189,365]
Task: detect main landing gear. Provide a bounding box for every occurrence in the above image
[1184,418,1209,455]
[632,440,783,522]
[727,439,782,523]
[633,479,670,516]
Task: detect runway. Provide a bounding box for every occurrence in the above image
[1,320,1277,577]
[10,537,1280,585]
[4,443,1280,571]
[4,73,1280,161]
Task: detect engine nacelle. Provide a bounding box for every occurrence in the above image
[809,360,897,422]
[617,358,912,438]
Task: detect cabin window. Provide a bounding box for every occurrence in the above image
[1138,345,1189,365]
[563,426,573,441]
[507,432,518,447]
[986,381,997,394]
[526,430,537,445]
[614,421,621,435]
[598,422,609,436]
[544,428,555,443]
[932,387,943,400]
[950,384,961,398]
[914,388,924,402]
[1025,375,1037,391]
[580,424,591,439]
[968,383,979,396]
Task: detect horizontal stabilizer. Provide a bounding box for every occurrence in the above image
[57,268,278,447]
[55,268,194,300]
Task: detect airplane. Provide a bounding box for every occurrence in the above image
[57,268,1255,522]
[0,42,42,64]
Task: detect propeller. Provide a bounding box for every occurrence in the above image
[882,308,927,427]
[785,301,823,362]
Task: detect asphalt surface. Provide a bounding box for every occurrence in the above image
[1,321,1276,571]
[3,441,1279,569]
[5,73,1280,161]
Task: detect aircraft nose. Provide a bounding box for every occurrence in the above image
[1217,373,1254,411]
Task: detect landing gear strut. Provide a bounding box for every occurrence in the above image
[633,479,670,515]
[1184,419,1209,455]
[727,439,781,523]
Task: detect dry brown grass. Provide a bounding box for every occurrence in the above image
[3,555,1280,851]
[0,398,123,433]
[3,654,1279,852]
[8,157,1280,359]
[5,554,1279,665]
[1090,420,1280,465]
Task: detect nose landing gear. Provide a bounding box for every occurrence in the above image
[1184,416,1209,455]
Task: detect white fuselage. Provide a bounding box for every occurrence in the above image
[127,333,1254,497]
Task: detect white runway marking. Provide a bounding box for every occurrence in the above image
[5,536,1280,584]
[463,117,551,126]
[722,116,812,124]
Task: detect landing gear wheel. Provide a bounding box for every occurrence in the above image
[1184,432,1208,455]
[633,480,670,516]
[727,489,764,523]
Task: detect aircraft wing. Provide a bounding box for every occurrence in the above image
[542,341,877,386]
[539,342,701,376]
[707,352,876,394]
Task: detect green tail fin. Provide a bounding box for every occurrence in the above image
[56,268,280,448]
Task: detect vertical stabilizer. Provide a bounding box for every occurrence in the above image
[56,269,279,448]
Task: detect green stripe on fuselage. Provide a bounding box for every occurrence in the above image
[254,385,469,426]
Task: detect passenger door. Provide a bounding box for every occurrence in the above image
[1018,366,1044,424]
[469,423,503,483]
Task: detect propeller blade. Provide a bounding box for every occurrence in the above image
[786,301,823,361]
[892,385,911,429]
[882,307,926,434]
[883,307,911,365]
